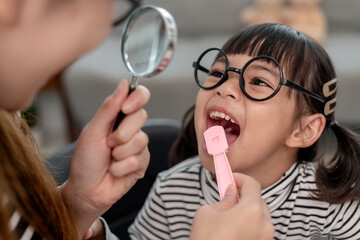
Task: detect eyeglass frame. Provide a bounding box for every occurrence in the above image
[192,47,325,103]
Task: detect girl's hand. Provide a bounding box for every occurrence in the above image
[62,80,151,236]
[190,173,274,240]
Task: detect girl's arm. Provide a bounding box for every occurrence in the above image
[326,200,360,239]
[128,177,171,239]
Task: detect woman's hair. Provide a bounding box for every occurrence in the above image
[169,23,360,204]
[0,110,79,239]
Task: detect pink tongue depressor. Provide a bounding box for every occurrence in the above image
[204,125,236,200]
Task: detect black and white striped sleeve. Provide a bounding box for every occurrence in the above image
[326,200,360,239]
[128,177,171,239]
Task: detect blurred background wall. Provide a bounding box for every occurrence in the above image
[33,0,360,156]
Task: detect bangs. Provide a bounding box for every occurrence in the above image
[221,23,335,120]
[220,23,336,113]
[222,23,309,82]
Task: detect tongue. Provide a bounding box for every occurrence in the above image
[208,118,240,147]
[224,127,239,146]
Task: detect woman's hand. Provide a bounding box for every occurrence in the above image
[61,80,151,236]
[190,173,274,240]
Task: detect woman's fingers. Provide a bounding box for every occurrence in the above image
[108,130,150,193]
[209,184,239,211]
[190,173,274,240]
[260,199,275,240]
[233,173,262,198]
[261,198,272,221]
[108,108,148,147]
[122,85,151,114]
[232,173,274,240]
[84,81,150,138]
[109,147,150,179]
[111,130,149,159]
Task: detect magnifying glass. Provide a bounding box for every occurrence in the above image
[113,5,177,131]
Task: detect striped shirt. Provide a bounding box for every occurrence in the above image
[6,205,117,240]
[9,208,42,240]
[128,156,360,239]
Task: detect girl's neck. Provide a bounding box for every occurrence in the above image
[243,150,298,189]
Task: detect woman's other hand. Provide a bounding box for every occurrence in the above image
[190,173,274,240]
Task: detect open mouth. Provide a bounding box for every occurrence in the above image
[206,110,240,147]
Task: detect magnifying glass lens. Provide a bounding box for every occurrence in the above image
[125,12,167,75]
[113,5,177,131]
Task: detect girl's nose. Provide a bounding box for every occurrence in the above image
[215,74,242,100]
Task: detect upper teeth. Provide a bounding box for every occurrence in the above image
[209,111,238,124]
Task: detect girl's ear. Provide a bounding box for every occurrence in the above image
[286,113,326,148]
[0,0,20,25]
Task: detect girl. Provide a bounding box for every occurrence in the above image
[129,23,360,239]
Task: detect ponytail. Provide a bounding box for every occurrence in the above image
[168,105,198,167]
[315,123,360,204]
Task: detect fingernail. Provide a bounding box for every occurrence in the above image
[108,139,116,148]
[225,184,237,196]
[122,101,134,113]
[83,228,92,240]
[115,80,127,95]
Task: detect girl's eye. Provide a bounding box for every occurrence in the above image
[209,70,224,78]
[250,77,273,89]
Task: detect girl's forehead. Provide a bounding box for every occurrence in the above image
[226,54,253,67]
[226,53,279,69]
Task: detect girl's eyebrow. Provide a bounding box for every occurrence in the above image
[211,57,226,68]
[246,62,280,78]
[214,57,226,64]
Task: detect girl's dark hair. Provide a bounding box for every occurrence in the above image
[168,105,198,168]
[169,23,360,204]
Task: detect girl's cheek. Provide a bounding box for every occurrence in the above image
[199,151,216,173]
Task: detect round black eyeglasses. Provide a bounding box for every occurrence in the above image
[192,47,325,103]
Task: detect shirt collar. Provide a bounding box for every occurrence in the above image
[261,162,300,212]
[201,161,302,212]
[201,165,220,204]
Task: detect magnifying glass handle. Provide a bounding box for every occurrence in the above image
[112,78,137,131]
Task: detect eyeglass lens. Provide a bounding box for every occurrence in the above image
[195,49,281,100]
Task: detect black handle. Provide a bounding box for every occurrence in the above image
[112,85,136,131]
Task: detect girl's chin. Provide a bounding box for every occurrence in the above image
[202,141,208,155]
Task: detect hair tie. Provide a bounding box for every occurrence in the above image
[324,98,336,115]
[329,120,338,128]
[323,78,337,98]
[323,78,337,116]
